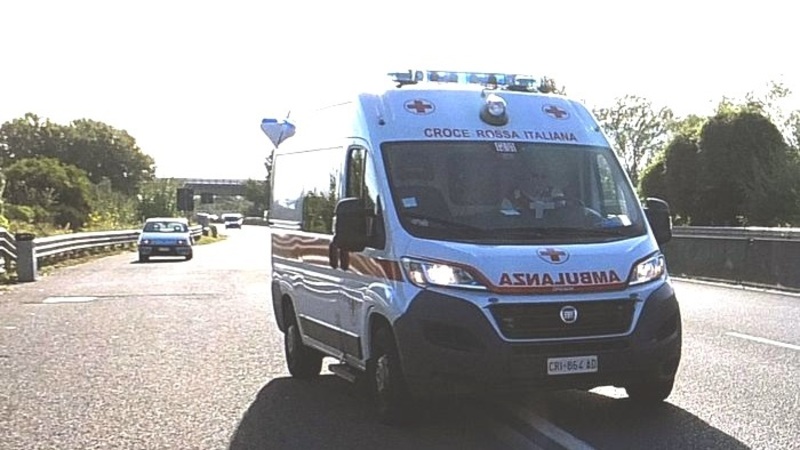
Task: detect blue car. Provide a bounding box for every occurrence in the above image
[137,217,194,262]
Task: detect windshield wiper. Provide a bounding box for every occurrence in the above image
[492,226,633,238]
[401,213,485,233]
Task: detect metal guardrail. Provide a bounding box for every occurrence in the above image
[671,226,800,240]
[0,225,203,281]
[1,228,17,274]
[666,226,800,292]
[35,230,142,258]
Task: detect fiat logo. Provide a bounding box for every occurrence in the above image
[560,305,578,324]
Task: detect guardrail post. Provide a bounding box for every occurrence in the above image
[15,233,37,282]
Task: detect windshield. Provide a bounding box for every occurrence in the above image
[143,221,189,233]
[383,141,646,244]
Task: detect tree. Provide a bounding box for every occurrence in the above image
[594,95,674,187]
[695,111,799,226]
[3,157,93,229]
[137,178,180,221]
[263,153,273,209]
[243,179,268,217]
[85,179,139,230]
[0,114,156,196]
[0,113,68,166]
[62,119,156,196]
[0,169,7,228]
[638,153,668,200]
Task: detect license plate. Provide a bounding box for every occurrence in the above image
[547,355,598,375]
[158,247,170,252]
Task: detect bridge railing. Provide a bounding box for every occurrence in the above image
[0,225,203,282]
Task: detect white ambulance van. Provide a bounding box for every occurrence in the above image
[261,70,681,424]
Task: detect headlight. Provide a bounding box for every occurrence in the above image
[177,239,187,245]
[140,239,151,245]
[400,257,486,290]
[629,253,666,285]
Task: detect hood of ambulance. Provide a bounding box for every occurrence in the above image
[362,84,608,146]
[402,234,657,293]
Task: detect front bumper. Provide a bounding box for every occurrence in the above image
[393,282,681,397]
[139,245,193,257]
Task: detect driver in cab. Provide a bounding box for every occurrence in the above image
[500,169,601,227]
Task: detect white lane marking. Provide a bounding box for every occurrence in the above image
[489,420,546,450]
[43,296,98,304]
[589,386,628,399]
[726,332,800,351]
[3,326,17,330]
[504,402,595,450]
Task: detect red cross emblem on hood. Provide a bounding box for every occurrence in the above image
[543,104,569,120]
[538,248,569,264]
[405,99,435,115]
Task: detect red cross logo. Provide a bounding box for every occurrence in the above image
[543,105,569,120]
[538,248,569,264]
[405,99,435,115]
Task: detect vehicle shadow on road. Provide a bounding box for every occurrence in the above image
[227,376,504,450]
[129,258,188,264]
[516,389,752,450]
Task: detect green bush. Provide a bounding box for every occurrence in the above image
[4,204,36,223]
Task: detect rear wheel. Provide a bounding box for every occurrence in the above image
[369,326,412,425]
[284,307,323,379]
[625,378,674,404]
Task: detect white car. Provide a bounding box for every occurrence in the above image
[137,217,193,262]
[221,213,244,229]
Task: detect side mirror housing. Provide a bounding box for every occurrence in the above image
[333,197,367,252]
[644,197,672,245]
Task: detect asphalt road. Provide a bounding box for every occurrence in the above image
[1,226,797,449]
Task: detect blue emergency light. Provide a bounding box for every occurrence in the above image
[389,69,541,92]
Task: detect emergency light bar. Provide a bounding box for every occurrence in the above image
[388,69,542,92]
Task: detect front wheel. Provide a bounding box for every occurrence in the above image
[369,327,412,425]
[284,310,323,379]
[625,378,675,404]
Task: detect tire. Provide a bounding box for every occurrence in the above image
[625,378,675,404]
[369,327,412,425]
[284,308,323,379]
[185,253,193,261]
[139,254,149,263]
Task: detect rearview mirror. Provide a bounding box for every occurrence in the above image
[333,197,367,252]
[644,197,672,246]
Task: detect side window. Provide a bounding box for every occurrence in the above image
[346,147,374,209]
[271,148,341,233]
[596,154,626,215]
[346,148,365,198]
[346,146,384,249]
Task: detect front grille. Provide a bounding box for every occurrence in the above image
[489,299,636,339]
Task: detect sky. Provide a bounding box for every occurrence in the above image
[1,0,798,180]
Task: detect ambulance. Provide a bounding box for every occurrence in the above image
[261,69,681,424]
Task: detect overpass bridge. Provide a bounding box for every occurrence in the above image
[172,178,250,196]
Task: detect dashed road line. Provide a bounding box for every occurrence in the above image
[42,296,98,304]
[504,402,595,450]
[480,399,595,450]
[726,331,800,351]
